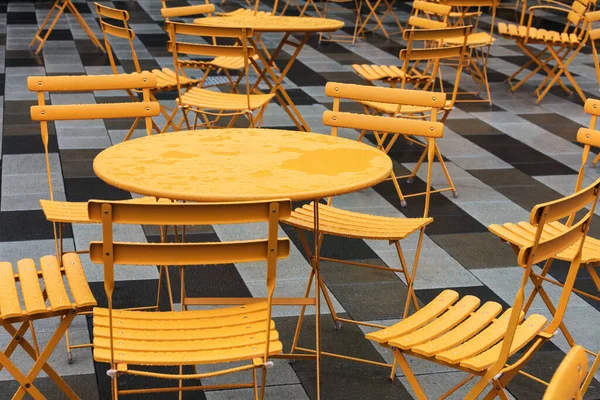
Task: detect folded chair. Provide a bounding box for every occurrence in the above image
[27,72,171,363]
[352,0,452,86]
[90,199,291,399]
[319,0,364,44]
[0,253,96,399]
[357,26,470,206]
[31,0,105,54]
[442,0,498,104]
[367,178,600,399]
[488,98,600,396]
[284,84,445,360]
[498,0,595,103]
[165,21,274,129]
[543,345,588,400]
[95,3,201,133]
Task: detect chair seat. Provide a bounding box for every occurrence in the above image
[489,220,600,264]
[359,99,452,115]
[352,64,434,83]
[180,54,260,71]
[93,301,282,365]
[0,253,96,321]
[366,290,547,372]
[151,68,200,91]
[283,202,432,240]
[40,197,172,224]
[497,23,580,44]
[180,87,274,111]
[445,31,495,46]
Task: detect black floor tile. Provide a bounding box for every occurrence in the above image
[2,133,58,154]
[445,119,502,135]
[63,177,132,202]
[415,285,510,308]
[59,148,102,179]
[0,373,100,400]
[431,232,517,269]
[0,210,72,241]
[467,133,577,176]
[7,11,36,24]
[519,112,584,143]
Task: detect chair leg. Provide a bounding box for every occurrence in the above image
[393,350,426,400]
[395,240,420,316]
[32,0,68,54]
[259,366,267,400]
[435,143,458,198]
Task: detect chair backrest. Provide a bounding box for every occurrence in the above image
[27,72,159,201]
[487,178,600,379]
[409,1,452,29]
[400,26,471,110]
[543,345,588,400]
[88,199,291,364]
[160,2,216,21]
[165,21,255,109]
[324,82,446,218]
[95,3,143,76]
[522,0,595,37]
[573,98,600,207]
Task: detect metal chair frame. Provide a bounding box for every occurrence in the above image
[359,26,470,207]
[27,72,172,363]
[90,199,291,399]
[499,0,595,103]
[283,82,446,369]
[165,21,274,129]
[489,98,600,397]
[95,2,202,134]
[368,178,600,399]
[441,0,499,104]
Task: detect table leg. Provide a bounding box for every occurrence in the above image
[249,33,312,131]
[313,198,322,400]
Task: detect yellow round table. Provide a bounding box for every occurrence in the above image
[193,15,344,33]
[93,128,391,400]
[93,129,391,202]
[192,16,344,132]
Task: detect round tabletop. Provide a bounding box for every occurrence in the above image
[192,15,344,33]
[93,129,392,202]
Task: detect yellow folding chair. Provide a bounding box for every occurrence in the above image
[442,0,498,104]
[160,1,264,84]
[498,0,595,103]
[352,0,452,86]
[95,3,202,133]
[543,345,588,400]
[30,0,105,54]
[27,72,171,363]
[284,84,445,368]
[357,26,470,206]
[89,199,291,399]
[165,21,275,129]
[367,178,600,399]
[0,253,96,399]
[489,98,600,396]
[319,0,364,44]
